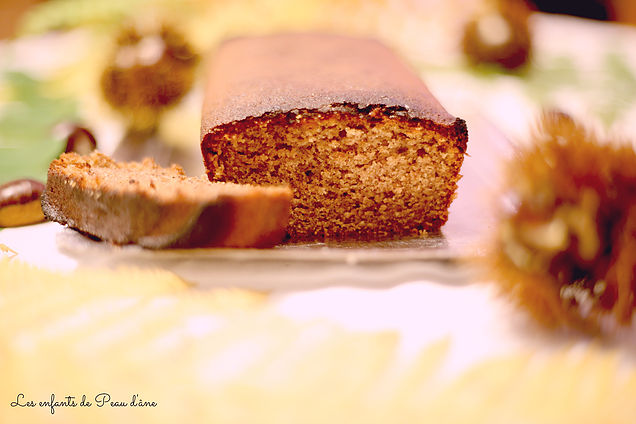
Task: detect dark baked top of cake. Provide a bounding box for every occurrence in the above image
[201,33,459,133]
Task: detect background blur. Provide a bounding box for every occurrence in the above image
[2,0,636,184]
[2,3,636,423]
[0,0,634,38]
[1,0,636,40]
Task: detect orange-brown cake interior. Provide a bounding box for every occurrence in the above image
[203,104,466,241]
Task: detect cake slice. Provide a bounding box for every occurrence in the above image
[42,152,292,248]
[200,33,468,242]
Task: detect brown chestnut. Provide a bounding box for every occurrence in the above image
[0,179,46,227]
[461,0,532,70]
[53,123,97,155]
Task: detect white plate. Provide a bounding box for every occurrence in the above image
[55,227,472,290]
[49,114,510,291]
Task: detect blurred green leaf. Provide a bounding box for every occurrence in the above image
[596,52,636,127]
[0,72,78,185]
[523,56,580,103]
[19,0,145,34]
[17,0,196,35]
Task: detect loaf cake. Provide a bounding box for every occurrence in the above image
[200,33,468,242]
[42,152,292,248]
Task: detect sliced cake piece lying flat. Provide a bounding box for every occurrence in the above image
[42,152,292,248]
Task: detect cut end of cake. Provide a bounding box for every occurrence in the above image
[43,152,293,248]
[202,104,467,242]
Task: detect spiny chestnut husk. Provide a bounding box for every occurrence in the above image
[492,111,636,334]
[101,24,199,132]
[462,0,532,70]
